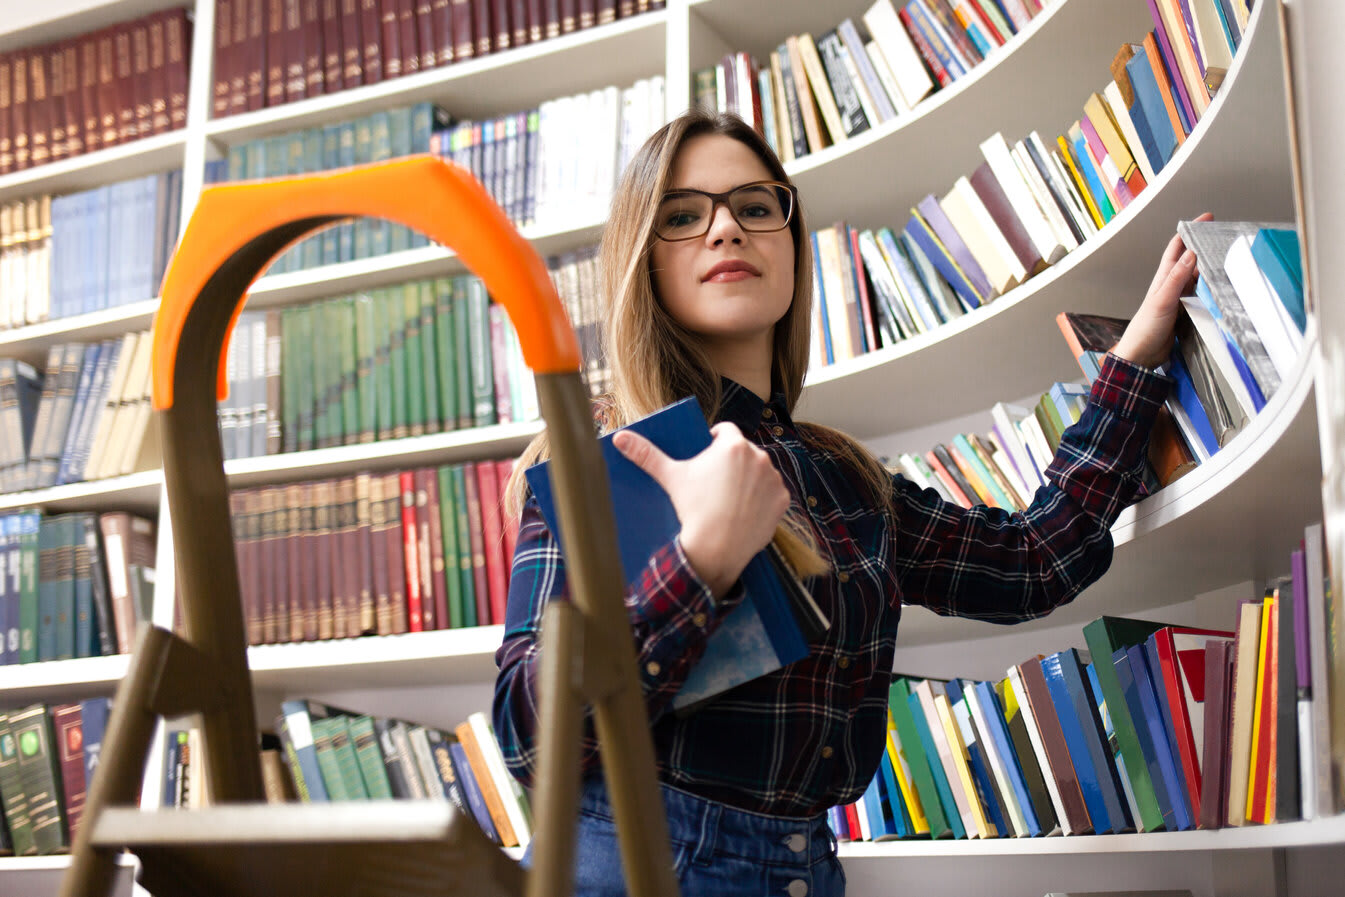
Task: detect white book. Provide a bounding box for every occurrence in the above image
[1030,130,1098,240]
[936,693,994,837]
[980,132,1067,265]
[1223,233,1303,379]
[1006,665,1075,835]
[913,680,979,837]
[1190,0,1234,74]
[864,39,910,116]
[987,431,1034,507]
[990,400,1044,489]
[1016,413,1055,480]
[814,226,857,361]
[769,53,796,163]
[941,178,1024,293]
[1178,295,1259,420]
[1102,82,1158,185]
[466,712,532,848]
[862,0,934,109]
[1303,523,1334,818]
[963,683,1029,836]
[838,41,883,129]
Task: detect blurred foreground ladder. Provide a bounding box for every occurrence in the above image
[59,157,678,897]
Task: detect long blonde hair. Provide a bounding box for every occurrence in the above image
[505,110,893,571]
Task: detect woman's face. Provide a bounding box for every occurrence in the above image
[649,134,796,351]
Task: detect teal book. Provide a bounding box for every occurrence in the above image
[523,396,822,711]
[1250,228,1305,334]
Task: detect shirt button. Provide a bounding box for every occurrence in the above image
[806,495,817,508]
[837,656,850,670]
[784,833,807,853]
[692,613,707,628]
[763,407,774,419]
[771,425,784,437]
[821,746,834,759]
[787,880,808,897]
[838,572,850,583]
[645,661,661,676]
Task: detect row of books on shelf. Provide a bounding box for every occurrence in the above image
[0,329,159,494]
[0,171,183,329]
[695,0,1055,164]
[227,459,516,645]
[0,9,191,176]
[211,0,664,119]
[0,698,110,856]
[830,522,1335,842]
[0,510,156,666]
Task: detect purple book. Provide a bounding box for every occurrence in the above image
[1292,546,1310,690]
[915,194,995,301]
[1076,116,1134,208]
[1175,0,1205,76]
[1144,0,1197,131]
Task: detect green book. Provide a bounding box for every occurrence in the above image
[312,300,333,449]
[387,290,409,438]
[450,465,476,628]
[15,510,39,664]
[281,307,300,453]
[72,512,98,658]
[0,712,35,855]
[465,279,495,427]
[327,715,370,800]
[9,705,66,854]
[372,290,394,440]
[433,278,458,430]
[403,283,426,437]
[354,294,377,443]
[437,466,464,629]
[887,677,954,839]
[263,135,291,273]
[36,517,60,662]
[325,299,347,446]
[1034,392,1063,454]
[1082,616,1171,833]
[295,304,316,451]
[338,296,359,445]
[311,716,353,801]
[419,280,441,435]
[451,277,473,430]
[348,715,393,799]
[951,433,1015,511]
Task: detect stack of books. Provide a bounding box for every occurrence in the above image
[695,0,1058,164]
[0,510,156,665]
[831,521,1331,840]
[0,9,191,175]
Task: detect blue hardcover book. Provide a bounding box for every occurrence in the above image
[1126,643,1193,829]
[320,124,342,266]
[907,690,967,838]
[1113,646,1178,831]
[1123,85,1166,178]
[78,697,111,791]
[63,339,120,485]
[945,679,1007,837]
[448,741,500,844]
[71,513,97,658]
[1085,660,1143,829]
[974,680,1041,836]
[860,772,888,840]
[89,185,111,311]
[827,805,849,841]
[1250,229,1305,334]
[1166,342,1220,457]
[915,194,993,303]
[524,396,812,711]
[278,700,331,802]
[1125,48,1179,168]
[810,231,835,364]
[0,515,12,664]
[1194,277,1266,411]
[1040,651,1123,833]
[1067,131,1114,224]
[57,343,101,486]
[1059,649,1133,832]
[1143,635,1197,825]
[877,751,913,838]
[877,228,942,329]
[903,0,967,79]
[163,730,184,806]
[902,216,983,314]
[134,174,158,302]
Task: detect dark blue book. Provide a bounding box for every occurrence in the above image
[1126,643,1193,829]
[943,678,1008,837]
[1040,651,1125,834]
[278,700,331,802]
[1125,47,1179,168]
[974,679,1040,836]
[876,751,912,838]
[915,194,992,303]
[907,689,967,839]
[525,396,813,711]
[1143,636,1196,827]
[1113,645,1178,831]
[1061,649,1133,832]
[78,697,111,792]
[449,741,500,845]
[163,730,185,806]
[1165,341,1221,458]
[902,214,984,314]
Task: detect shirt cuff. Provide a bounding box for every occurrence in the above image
[1091,352,1172,424]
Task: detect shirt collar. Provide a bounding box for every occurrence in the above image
[716,377,793,433]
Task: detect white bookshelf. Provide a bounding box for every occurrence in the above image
[0,1,1340,895]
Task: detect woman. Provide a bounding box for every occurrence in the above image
[493,109,1194,895]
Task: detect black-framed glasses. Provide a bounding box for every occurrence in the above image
[653,180,798,242]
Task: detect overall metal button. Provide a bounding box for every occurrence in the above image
[785,833,807,853]
[787,880,808,897]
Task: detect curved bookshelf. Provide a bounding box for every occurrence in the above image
[0,469,162,515]
[794,0,1295,441]
[0,130,188,204]
[203,10,669,144]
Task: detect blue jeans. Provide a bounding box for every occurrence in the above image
[525,777,847,897]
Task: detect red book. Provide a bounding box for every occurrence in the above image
[510,0,530,45]
[452,0,475,60]
[413,468,435,629]
[473,0,494,54]
[341,0,364,87]
[114,26,137,143]
[284,0,309,102]
[51,704,88,840]
[314,480,337,640]
[496,457,517,577]
[131,23,153,139]
[476,460,508,626]
[360,0,384,83]
[559,0,577,34]
[240,0,267,113]
[398,470,424,631]
[285,484,311,641]
[61,43,83,157]
[78,39,100,154]
[322,0,344,92]
[843,802,862,841]
[846,225,880,353]
[423,468,451,630]
[1152,625,1235,818]
[398,0,421,75]
[380,0,403,78]
[147,17,170,135]
[265,486,291,643]
[266,0,288,106]
[461,461,492,626]
[27,51,50,168]
[214,0,235,117]
[898,7,952,88]
[416,0,438,68]
[46,46,67,163]
[301,0,326,97]
[431,0,455,65]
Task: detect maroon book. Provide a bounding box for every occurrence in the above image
[423,468,450,630]
[147,17,170,135]
[114,26,137,143]
[303,0,327,97]
[241,0,266,112]
[354,473,376,635]
[461,461,491,626]
[578,0,595,30]
[968,161,1044,276]
[596,0,615,25]
[131,23,153,140]
[284,0,309,103]
[510,0,529,46]
[380,0,403,78]
[383,472,409,634]
[416,0,437,68]
[214,0,235,117]
[27,51,50,168]
[11,44,30,168]
[620,0,634,17]
[398,0,420,76]
[1199,638,1233,829]
[0,56,12,174]
[431,0,454,66]
[559,0,577,35]
[336,476,362,638]
[490,0,511,50]
[51,704,88,841]
[361,0,384,82]
[231,491,261,644]
[283,485,304,641]
[47,46,67,163]
[526,0,543,42]
[472,0,493,55]
[541,0,560,39]
[265,486,291,643]
[451,0,474,60]
[228,0,248,113]
[77,39,99,155]
[249,489,275,646]
[368,475,394,635]
[475,458,508,627]
[266,0,288,106]
[323,0,345,94]
[341,0,365,87]
[95,30,119,149]
[1016,658,1093,834]
[317,480,340,640]
[167,8,191,128]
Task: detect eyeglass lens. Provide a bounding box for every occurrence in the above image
[655,183,793,240]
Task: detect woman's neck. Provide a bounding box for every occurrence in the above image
[703,333,774,400]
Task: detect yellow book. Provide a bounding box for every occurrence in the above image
[934,693,996,838]
[1083,92,1146,197]
[1056,134,1105,231]
[913,680,977,837]
[796,32,848,146]
[885,709,930,834]
[785,35,829,155]
[1226,599,1264,826]
[1069,122,1120,213]
[1245,593,1276,823]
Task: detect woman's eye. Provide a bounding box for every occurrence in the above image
[739,203,771,219]
[666,211,700,228]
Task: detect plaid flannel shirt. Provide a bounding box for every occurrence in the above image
[494,353,1169,818]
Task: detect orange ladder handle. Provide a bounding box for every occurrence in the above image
[152,154,581,410]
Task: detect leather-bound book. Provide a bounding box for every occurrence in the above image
[284,0,309,102]
[60,42,82,157]
[354,473,377,635]
[11,43,30,167]
[228,0,248,113]
[78,39,100,154]
[114,26,137,143]
[131,23,153,139]
[360,0,383,83]
[380,0,403,78]
[147,17,170,134]
[302,0,327,97]
[510,0,529,45]
[559,0,577,34]
[596,0,614,25]
[473,0,493,54]
[398,0,420,75]
[0,55,11,174]
[416,0,438,68]
[451,0,474,59]
[27,52,49,168]
[241,0,266,112]
[214,0,235,117]
[492,0,512,50]
[578,0,594,29]
[323,0,344,92]
[47,46,66,162]
[266,0,287,106]
[430,0,454,65]
[341,0,364,87]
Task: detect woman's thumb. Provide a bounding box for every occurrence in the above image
[613,430,674,487]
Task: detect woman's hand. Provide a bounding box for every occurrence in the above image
[613,422,791,597]
[1111,212,1213,369]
